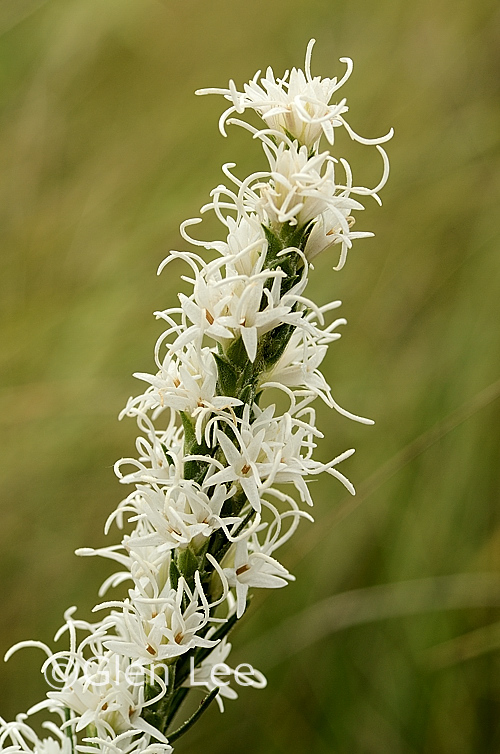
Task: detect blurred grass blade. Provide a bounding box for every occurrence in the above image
[245,573,500,669]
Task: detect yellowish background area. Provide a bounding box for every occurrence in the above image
[1,1,500,751]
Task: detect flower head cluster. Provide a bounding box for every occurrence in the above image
[1,41,391,752]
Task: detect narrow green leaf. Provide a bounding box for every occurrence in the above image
[226,335,248,370]
[169,558,181,591]
[238,382,255,406]
[176,547,198,587]
[180,410,196,449]
[180,410,210,482]
[261,322,294,368]
[213,352,238,397]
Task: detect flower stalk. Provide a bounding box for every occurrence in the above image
[1,39,391,753]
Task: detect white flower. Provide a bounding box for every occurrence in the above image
[252,141,336,228]
[203,399,356,515]
[223,539,294,618]
[215,272,298,362]
[205,425,266,512]
[304,202,373,268]
[98,579,216,664]
[5,629,170,751]
[47,652,144,736]
[220,215,268,277]
[261,302,374,425]
[173,262,299,363]
[113,427,184,490]
[183,638,239,711]
[238,139,388,237]
[128,345,241,443]
[261,325,333,403]
[178,278,234,346]
[197,39,393,150]
[0,717,71,754]
[120,481,240,553]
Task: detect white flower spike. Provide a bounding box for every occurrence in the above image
[2,40,391,752]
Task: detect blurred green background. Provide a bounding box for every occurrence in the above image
[1,0,500,751]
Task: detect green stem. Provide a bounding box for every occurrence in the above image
[163,686,189,731]
[166,688,220,742]
[64,708,75,754]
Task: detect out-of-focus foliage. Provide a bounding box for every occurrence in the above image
[1,0,500,751]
